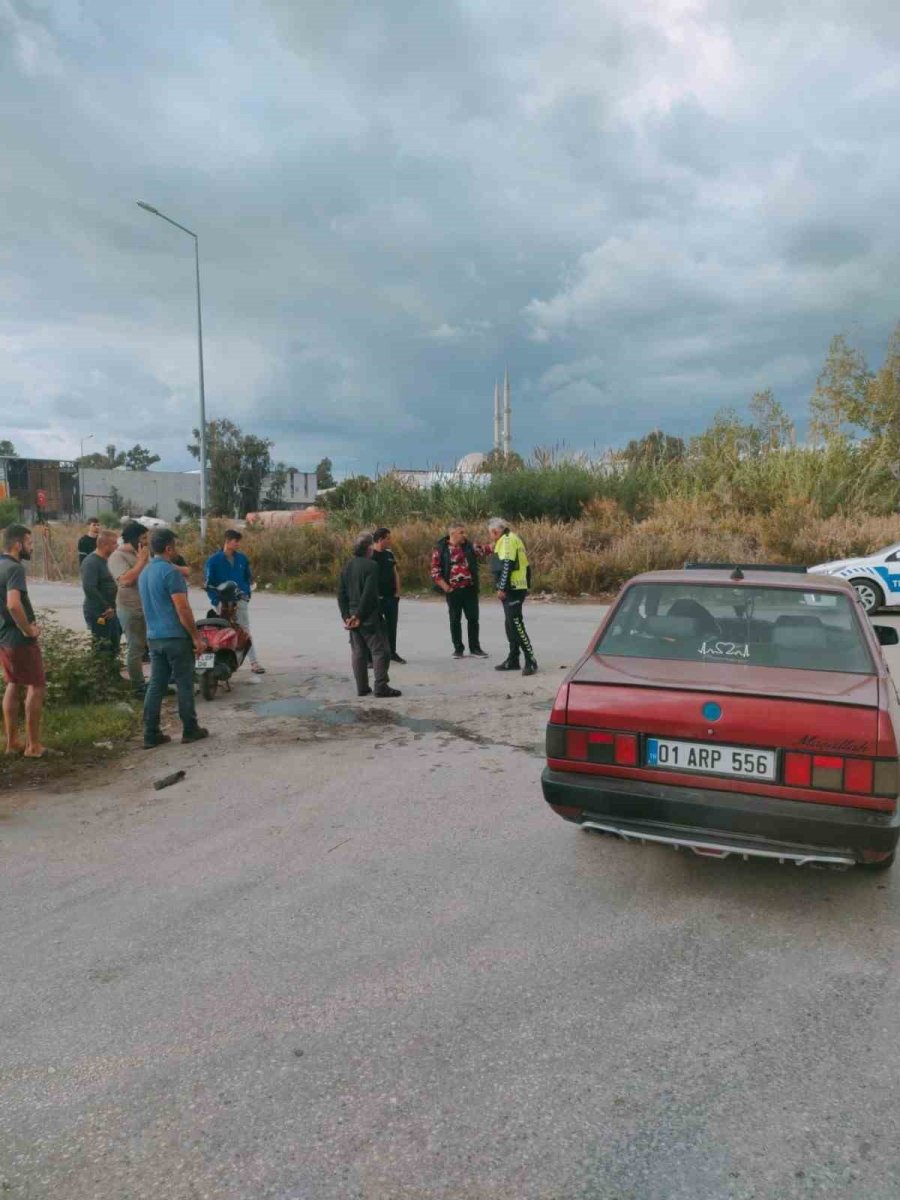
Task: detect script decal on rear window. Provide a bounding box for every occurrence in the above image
[698,640,750,660]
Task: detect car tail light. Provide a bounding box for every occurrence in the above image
[546,724,640,768]
[874,759,899,795]
[844,759,874,794]
[614,734,638,766]
[812,755,843,790]
[565,730,588,760]
[782,750,898,798]
[784,753,811,787]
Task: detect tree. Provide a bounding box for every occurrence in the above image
[689,408,762,465]
[315,457,335,489]
[0,440,16,456]
[108,485,126,517]
[749,389,794,452]
[621,429,685,468]
[176,499,201,521]
[860,323,900,453]
[262,462,289,510]
[124,444,161,471]
[188,419,273,517]
[77,444,126,469]
[809,334,871,445]
[481,448,526,473]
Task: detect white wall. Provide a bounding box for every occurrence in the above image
[80,469,201,522]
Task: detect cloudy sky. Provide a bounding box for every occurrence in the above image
[2,0,900,476]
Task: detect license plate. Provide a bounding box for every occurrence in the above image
[196,653,215,670]
[645,738,777,782]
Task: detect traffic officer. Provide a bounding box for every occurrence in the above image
[487,516,537,676]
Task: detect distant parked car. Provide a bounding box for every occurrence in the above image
[543,566,900,870]
[809,544,900,614]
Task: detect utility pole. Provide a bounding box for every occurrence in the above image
[137,201,209,543]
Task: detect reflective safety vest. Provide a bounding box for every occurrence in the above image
[495,531,530,591]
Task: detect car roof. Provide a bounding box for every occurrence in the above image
[625,569,857,594]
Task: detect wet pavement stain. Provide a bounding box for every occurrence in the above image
[254,695,491,743]
[252,695,544,756]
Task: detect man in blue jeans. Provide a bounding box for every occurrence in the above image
[138,528,208,749]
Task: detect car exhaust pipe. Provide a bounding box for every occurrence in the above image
[580,820,856,868]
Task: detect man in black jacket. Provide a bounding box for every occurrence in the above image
[338,534,401,698]
[430,523,490,658]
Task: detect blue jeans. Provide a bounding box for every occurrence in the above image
[144,637,198,738]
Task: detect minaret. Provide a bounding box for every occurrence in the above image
[493,381,501,453]
[502,368,511,456]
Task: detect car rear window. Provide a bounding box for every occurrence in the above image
[596,583,874,673]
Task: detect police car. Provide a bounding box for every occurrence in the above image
[808,543,900,614]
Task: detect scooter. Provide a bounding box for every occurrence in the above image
[195,581,252,700]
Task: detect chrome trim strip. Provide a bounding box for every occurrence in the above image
[580,820,856,867]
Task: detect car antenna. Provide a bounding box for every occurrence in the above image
[730,566,744,581]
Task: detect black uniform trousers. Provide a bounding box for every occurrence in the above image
[501,589,535,664]
[379,595,399,655]
[446,586,483,653]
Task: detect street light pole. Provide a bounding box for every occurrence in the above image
[137,201,208,542]
[79,433,93,519]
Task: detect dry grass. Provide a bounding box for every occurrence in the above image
[35,503,900,598]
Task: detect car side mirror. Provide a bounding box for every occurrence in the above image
[874,625,899,646]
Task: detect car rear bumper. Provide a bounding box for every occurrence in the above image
[542,768,900,865]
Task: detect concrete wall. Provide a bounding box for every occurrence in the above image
[261,469,317,507]
[80,469,201,522]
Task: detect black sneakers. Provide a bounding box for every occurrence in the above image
[469,649,489,658]
[182,726,210,744]
[494,659,521,671]
[374,687,402,698]
[390,653,407,664]
[522,660,539,676]
[452,649,465,659]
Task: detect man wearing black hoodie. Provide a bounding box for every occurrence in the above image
[338,534,401,698]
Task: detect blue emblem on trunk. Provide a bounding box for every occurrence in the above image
[702,702,722,722]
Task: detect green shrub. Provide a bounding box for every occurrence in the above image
[0,497,21,527]
[487,465,598,521]
[11,615,130,706]
[96,510,120,529]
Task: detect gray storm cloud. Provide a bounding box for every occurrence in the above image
[1,0,899,471]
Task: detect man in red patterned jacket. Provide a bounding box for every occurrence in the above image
[431,522,491,659]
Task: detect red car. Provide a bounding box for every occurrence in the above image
[543,567,900,869]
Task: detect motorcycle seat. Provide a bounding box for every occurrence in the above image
[197,617,231,629]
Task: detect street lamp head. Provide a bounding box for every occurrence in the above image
[137,201,159,215]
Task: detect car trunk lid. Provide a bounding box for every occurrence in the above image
[567,654,880,755]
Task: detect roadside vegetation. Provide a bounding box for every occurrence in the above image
[0,616,139,787]
[28,324,900,598]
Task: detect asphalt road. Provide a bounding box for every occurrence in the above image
[2,584,900,1199]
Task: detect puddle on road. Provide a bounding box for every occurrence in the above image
[253,695,491,744]
[252,695,544,756]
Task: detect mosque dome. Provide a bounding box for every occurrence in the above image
[456,451,488,473]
